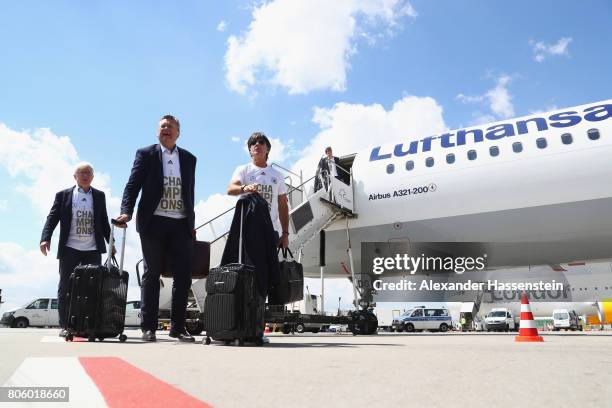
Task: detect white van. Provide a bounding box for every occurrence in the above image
[391,306,452,332]
[484,308,518,332]
[552,309,583,331]
[1,298,59,328]
[1,298,142,329]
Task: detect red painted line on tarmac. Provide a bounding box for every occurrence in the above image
[79,357,212,408]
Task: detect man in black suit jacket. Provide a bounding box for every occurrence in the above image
[40,162,111,337]
[116,114,197,342]
[314,146,348,191]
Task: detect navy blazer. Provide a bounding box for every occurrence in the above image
[120,144,196,233]
[40,187,111,259]
[315,156,348,190]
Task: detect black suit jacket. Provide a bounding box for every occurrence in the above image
[40,187,111,259]
[120,144,196,233]
[315,156,348,190]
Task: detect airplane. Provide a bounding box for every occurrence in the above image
[288,98,612,321]
[159,99,612,329]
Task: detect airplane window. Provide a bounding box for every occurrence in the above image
[536,138,547,149]
[467,150,477,160]
[512,142,523,153]
[386,164,395,174]
[587,128,600,140]
[561,133,573,145]
[426,157,434,167]
[51,299,58,309]
[489,146,499,157]
[406,160,414,171]
[446,153,455,164]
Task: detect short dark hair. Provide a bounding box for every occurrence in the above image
[160,114,180,132]
[247,132,271,159]
[325,146,332,153]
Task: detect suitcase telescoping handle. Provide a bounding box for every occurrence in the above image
[107,218,127,272]
[238,201,244,264]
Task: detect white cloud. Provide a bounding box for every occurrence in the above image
[291,95,446,179]
[231,136,241,143]
[456,74,514,123]
[217,20,227,32]
[0,243,58,311]
[486,75,514,118]
[530,37,572,62]
[224,0,416,95]
[0,124,121,216]
[0,200,7,211]
[194,193,237,242]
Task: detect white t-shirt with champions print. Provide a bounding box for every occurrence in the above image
[231,163,287,234]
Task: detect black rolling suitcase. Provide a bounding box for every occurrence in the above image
[203,204,265,346]
[65,220,129,342]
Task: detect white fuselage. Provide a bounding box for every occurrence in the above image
[300,100,612,285]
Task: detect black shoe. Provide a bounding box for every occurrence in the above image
[169,330,195,343]
[142,330,157,342]
[59,329,67,338]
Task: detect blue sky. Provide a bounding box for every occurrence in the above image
[1,0,611,311]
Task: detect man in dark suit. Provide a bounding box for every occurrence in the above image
[116,114,197,342]
[40,162,111,337]
[314,146,348,192]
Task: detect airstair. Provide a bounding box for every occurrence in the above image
[196,162,356,271]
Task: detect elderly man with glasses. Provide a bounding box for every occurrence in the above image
[40,162,111,337]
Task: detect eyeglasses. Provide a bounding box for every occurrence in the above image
[249,140,267,147]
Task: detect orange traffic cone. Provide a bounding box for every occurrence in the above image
[515,293,544,342]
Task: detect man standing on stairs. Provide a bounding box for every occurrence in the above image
[315,146,347,192]
[227,132,289,249]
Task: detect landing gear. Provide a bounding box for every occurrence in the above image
[348,310,378,335]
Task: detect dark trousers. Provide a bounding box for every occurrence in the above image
[139,216,193,332]
[58,247,102,328]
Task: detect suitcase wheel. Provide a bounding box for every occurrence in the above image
[119,334,127,343]
[203,337,211,345]
[98,337,105,342]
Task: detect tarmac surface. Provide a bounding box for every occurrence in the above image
[1,328,612,408]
